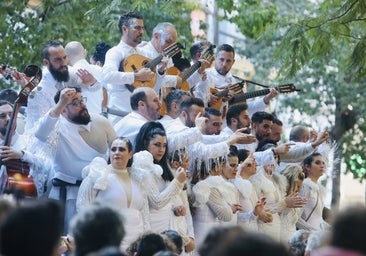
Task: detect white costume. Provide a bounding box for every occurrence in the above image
[69,59,104,115]
[297,178,330,231]
[77,155,151,250]
[35,112,115,233]
[114,111,149,147]
[102,41,148,124]
[231,177,260,231]
[191,176,235,247]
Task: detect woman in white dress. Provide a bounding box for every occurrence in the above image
[191,146,240,248]
[134,121,187,234]
[76,137,150,250]
[231,152,269,231]
[297,152,330,231]
[279,164,306,244]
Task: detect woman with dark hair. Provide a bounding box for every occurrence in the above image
[297,152,330,231]
[77,137,150,250]
[134,121,187,233]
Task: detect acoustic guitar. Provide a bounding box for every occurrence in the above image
[209,81,247,110]
[210,83,299,110]
[2,64,42,197]
[120,42,183,88]
[160,44,216,115]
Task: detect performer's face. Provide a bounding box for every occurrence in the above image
[0,104,13,137]
[65,94,90,125]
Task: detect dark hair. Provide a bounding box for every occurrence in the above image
[272,117,283,126]
[0,199,63,256]
[110,137,133,167]
[330,206,366,254]
[222,145,238,164]
[130,89,147,110]
[0,99,13,107]
[0,89,18,104]
[42,39,63,60]
[91,41,112,66]
[251,111,274,124]
[301,152,322,177]
[134,121,173,182]
[237,149,250,163]
[161,230,183,255]
[118,11,143,34]
[165,89,191,113]
[179,97,204,114]
[216,44,235,58]
[54,86,81,103]
[137,233,166,256]
[226,104,248,126]
[70,203,125,256]
[172,57,191,72]
[204,107,221,119]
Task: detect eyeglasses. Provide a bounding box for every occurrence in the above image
[68,97,87,107]
[111,146,126,152]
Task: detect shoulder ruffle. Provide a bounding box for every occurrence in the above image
[132,150,163,177]
[81,157,109,190]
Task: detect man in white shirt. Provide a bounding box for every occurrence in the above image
[35,87,116,233]
[102,12,155,123]
[25,40,97,131]
[65,41,105,115]
[114,87,161,147]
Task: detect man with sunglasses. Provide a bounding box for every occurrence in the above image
[35,87,116,234]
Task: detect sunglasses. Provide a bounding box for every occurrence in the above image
[111,146,126,152]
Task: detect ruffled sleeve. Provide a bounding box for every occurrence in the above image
[76,157,109,211]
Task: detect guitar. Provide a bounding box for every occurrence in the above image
[229,83,299,105]
[209,81,247,110]
[120,42,183,88]
[160,44,216,115]
[210,83,299,110]
[2,64,42,197]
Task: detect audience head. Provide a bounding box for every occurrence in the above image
[288,229,311,256]
[0,199,63,256]
[179,97,205,128]
[90,41,112,66]
[0,100,13,138]
[134,121,173,182]
[130,87,161,121]
[64,41,87,65]
[280,164,305,195]
[118,12,144,46]
[215,44,235,76]
[136,232,167,256]
[327,205,366,255]
[305,230,329,256]
[164,89,191,115]
[226,104,250,132]
[70,202,125,256]
[302,152,325,179]
[190,40,213,63]
[221,145,239,180]
[204,107,223,135]
[109,137,133,168]
[160,230,182,255]
[151,22,178,52]
[289,125,311,142]
[269,117,283,143]
[0,89,18,104]
[42,39,69,82]
[251,111,274,140]
[54,87,91,125]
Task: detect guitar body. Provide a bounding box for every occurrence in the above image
[123,54,157,88]
[5,160,37,197]
[209,88,224,110]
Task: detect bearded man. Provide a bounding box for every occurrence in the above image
[25,40,97,131]
[35,87,116,234]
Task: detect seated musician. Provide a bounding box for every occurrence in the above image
[0,100,51,197]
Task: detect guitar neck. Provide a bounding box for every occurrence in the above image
[180,62,201,81]
[144,55,163,69]
[230,89,270,104]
